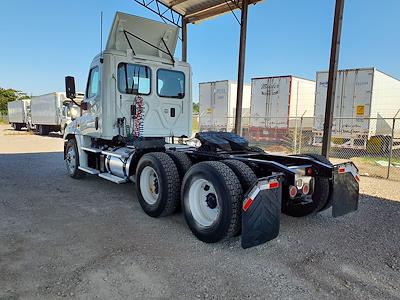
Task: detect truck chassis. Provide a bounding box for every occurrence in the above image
[64,131,359,249]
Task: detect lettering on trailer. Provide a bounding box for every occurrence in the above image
[261,83,279,96]
[319,81,329,88]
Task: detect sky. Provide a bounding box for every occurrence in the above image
[0,0,399,102]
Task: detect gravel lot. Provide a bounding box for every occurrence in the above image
[0,125,399,299]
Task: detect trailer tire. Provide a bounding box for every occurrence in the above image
[166,151,192,182]
[65,139,85,179]
[136,152,180,217]
[182,161,242,243]
[283,153,331,217]
[15,123,22,131]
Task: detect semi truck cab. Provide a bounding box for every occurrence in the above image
[66,12,192,141]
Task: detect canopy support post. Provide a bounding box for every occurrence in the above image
[182,18,188,62]
[234,0,249,136]
[322,0,345,158]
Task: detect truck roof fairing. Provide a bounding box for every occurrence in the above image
[106,12,179,62]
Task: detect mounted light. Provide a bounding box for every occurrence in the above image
[296,179,303,189]
[289,185,298,199]
[302,183,310,195]
[306,168,313,176]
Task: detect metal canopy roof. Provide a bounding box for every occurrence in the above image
[158,0,262,23]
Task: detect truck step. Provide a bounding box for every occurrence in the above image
[81,147,102,153]
[78,166,100,175]
[98,173,127,184]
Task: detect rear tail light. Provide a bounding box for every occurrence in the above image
[306,168,313,176]
[289,185,298,198]
[302,183,310,195]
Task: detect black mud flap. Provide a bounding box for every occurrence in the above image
[241,175,283,249]
[331,162,360,217]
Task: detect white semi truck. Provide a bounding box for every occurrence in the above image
[63,12,360,248]
[31,92,83,135]
[199,80,251,132]
[8,99,31,130]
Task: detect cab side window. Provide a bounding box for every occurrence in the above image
[86,66,100,98]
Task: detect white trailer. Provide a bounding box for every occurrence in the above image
[250,76,316,141]
[8,99,31,130]
[31,92,82,135]
[199,80,251,132]
[313,68,400,150]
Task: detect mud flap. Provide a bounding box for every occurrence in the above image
[331,162,360,217]
[241,175,283,249]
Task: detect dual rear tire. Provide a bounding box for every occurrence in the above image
[136,154,258,243]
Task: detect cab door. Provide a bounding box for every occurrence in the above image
[80,64,101,136]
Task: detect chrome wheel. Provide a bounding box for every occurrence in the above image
[140,166,160,205]
[65,146,77,175]
[188,178,220,227]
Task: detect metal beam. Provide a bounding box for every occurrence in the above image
[182,18,188,62]
[322,0,345,158]
[234,0,249,135]
[170,0,189,7]
[132,0,182,27]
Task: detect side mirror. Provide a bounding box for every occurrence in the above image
[65,76,76,99]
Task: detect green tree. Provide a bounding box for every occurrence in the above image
[0,88,30,114]
[193,102,199,114]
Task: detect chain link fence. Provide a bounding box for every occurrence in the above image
[199,116,400,181]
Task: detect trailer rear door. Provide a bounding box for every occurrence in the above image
[251,77,290,129]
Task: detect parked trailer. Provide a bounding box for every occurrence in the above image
[63,12,359,249]
[250,76,316,142]
[8,99,31,131]
[199,80,251,132]
[313,68,400,150]
[31,92,83,135]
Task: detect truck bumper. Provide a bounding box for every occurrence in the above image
[331,162,360,217]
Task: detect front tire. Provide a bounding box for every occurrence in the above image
[136,152,180,217]
[65,139,85,179]
[182,161,242,243]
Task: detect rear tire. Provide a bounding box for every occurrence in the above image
[136,152,180,217]
[182,161,242,243]
[65,139,85,179]
[282,153,331,217]
[221,160,257,194]
[301,153,333,212]
[166,151,192,182]
[222,159,257,235]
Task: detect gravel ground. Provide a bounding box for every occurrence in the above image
[0,125,399,299]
